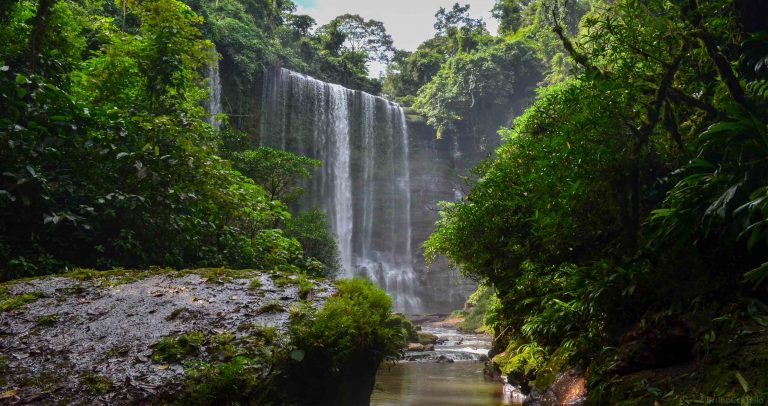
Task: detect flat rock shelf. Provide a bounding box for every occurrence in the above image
[0,268,333,404]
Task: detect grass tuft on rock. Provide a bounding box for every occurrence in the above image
[35,314,59,326]
[80,371,113,395]
[0,291,46,312]
[256,301,285,315]
[151,331,205,363]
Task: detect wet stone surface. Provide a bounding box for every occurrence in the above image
[0,269,334,404]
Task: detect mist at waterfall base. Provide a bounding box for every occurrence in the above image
[259,67,476,314]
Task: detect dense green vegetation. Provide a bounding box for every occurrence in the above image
[0,0,356,280]
[383,0,584,142]
[421,0,768,401]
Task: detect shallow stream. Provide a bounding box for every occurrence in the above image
[371,325,521,406]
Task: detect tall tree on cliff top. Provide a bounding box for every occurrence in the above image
[319,14,394,63]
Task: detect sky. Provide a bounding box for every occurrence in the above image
[294,0,500,75]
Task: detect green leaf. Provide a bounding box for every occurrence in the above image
[15,74,27,85]
[745,262,768,289]
[687,158,715,170]
[734,371,749,393]
[290,349,305,362]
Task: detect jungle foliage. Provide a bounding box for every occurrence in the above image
[383,1,582,143]
[0,0,342,280]
[420,0,768,401]
[288,278,409,404]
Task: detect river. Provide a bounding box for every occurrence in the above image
[371,324,523,406]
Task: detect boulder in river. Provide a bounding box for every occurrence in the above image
[435,355,454,363]
[417,332,440,345]
[407,343,426,352]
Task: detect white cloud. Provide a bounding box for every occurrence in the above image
[296,0,500,52]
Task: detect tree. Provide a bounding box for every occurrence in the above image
[492,0,525,34]
[284,210,341,278]
[434,3,485,34]
[413,38,543,139]
[287,13,316,37]
[381,37,450,102]
[424,0,768,400]
[230,147,321,202]
[433,3,488,55]
[319,14,394,63]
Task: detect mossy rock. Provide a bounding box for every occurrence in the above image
[417,332,439,345]
[386,313,419,343]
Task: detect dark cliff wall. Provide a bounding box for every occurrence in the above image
[404,111,497,312]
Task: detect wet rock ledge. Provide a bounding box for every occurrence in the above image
[0,268,367,404]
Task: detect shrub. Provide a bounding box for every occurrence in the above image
[288,278,405,404]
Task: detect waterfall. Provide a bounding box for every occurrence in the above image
[260,67,422,313]
[330,86,353,275]
[361,93,376,262]
[207,59,222,130]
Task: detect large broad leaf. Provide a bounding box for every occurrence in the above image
[290,349,305,362]
[704,181,743,220]
[745,262,768,289]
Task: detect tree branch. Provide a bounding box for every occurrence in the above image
[26,0,57,72]
[668,87,718,118]
[687,0,748,107]
[552,20,593,72]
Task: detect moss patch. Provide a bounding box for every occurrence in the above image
[256,301,285,315]
[386,313,419,343]
[270,273,295,288]
[181,357,271,404]
[417,332,439,345]
[35,314,59,326]
[0,291,46,312]
[0,355,7,387]
[80,371,113,395]
[165,307,189,321]
[151,331,205,363]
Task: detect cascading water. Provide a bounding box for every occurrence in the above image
[260,67,422,313]
[207,59,222,130]
[329,85,353,274]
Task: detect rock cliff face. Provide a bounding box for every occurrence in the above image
[404,112,495,313]
[0,269,336,404]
